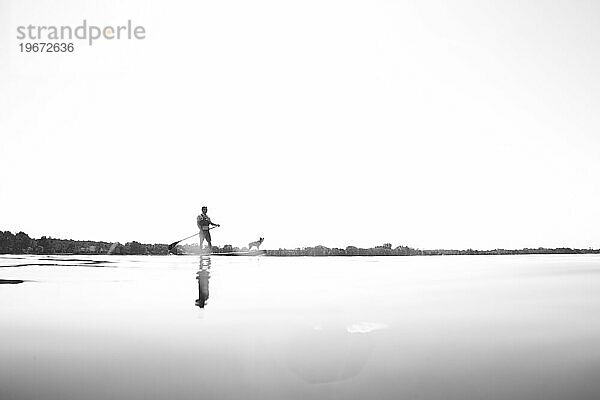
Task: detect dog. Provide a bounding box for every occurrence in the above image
[248,237,264,251]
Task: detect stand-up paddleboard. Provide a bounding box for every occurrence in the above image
[171,250,267,256]
[211,250,267,256]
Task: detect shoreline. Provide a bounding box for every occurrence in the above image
[2,251,600,257]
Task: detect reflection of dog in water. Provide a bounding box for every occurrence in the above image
[248,237,264,250]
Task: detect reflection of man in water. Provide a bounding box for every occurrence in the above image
[196,255,211,308]
[197,206,220,254]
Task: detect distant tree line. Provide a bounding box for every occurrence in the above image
[415,247,600,256]
[266,243,419,256]
[2,230,599,256]
[0,231,167,255]
[266,244,600,256]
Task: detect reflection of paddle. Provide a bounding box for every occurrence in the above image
[168,226,219,252]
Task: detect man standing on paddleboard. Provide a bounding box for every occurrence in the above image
[197,206,220,253]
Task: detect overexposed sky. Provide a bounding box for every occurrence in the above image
[1,0,599,250]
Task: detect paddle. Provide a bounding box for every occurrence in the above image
[168,226,219,252]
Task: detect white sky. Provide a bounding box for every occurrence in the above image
[1,0,599,250]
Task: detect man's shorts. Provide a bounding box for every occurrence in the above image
[199,229,211,243]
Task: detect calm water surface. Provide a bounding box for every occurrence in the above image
[1,254,599,400]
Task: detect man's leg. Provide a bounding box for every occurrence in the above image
[206,231,212,254]
[199,231,205,253]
